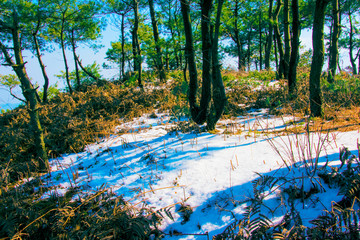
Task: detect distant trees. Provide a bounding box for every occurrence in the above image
[47,0,104,92]
[1,0,360,140]
[339,0,360,75]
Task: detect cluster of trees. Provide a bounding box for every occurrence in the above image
[1,0,359,171]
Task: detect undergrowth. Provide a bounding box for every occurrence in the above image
[0,83,178,180]
[0,178,168,239]
[214,144,360,239]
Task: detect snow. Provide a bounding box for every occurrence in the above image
[43,111,360,239]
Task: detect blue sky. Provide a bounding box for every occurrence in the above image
[0,27,351,110]
[0,26,119,110]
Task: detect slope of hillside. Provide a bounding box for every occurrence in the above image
[42,110,360,239]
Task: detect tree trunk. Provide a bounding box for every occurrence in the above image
[74,53,100,82]
[208,0,226,130]
[309,0,330,117]
[121,12,126,81]
[259,11,263,71]
[265,0,274,69]
[0,12,48,171]
[71,30,81,90]
[60,13,72,94]
[288,0,300,95]
[274,0,285,79]
[358,51,360,74]
[200,0,213,124]
[33,34,50,103]
[349,13,357,75]
[247,26,252,71]
[327,0,340,83]
[149,0,166,82]
[181,0,226,128]
[234,0,242,71]
[132,0,142,88]
[180,0,200,123]
[274,34,279,75]
[283,0,291,78]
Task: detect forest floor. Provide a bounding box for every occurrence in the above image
[40,107,360,239]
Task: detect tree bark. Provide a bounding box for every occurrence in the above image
[181,0,226,129]
[273,0,285,79]
[60,12,73,94]
[0,11,48,171]
[74,53,100,82]
[274,34,279,73]
[309,0,330,117]
[149,0,166,82]
[208,0,226,130]
[265,0,274,69]
[71,30,81,90]
[132,0,142,88]
[180,0,200,123]
[288,0,300,95]
[259,11,263,71]
[233,0,244,71]
[327,0,340,83]
[247,26,252,71]
[33,34,50,103]
[121,12,126,81]
[349,12,357,75]
[199,0,213,124]
[283,0,291,78]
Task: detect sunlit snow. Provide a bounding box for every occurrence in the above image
[43,111,359,239]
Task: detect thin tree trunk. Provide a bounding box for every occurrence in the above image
[283,0,291,78]
[274,34,279,75]
[180,0,200,122]
[234,0,242,70]
[33,34,50,103]
[149,0,166,82]
[309,0,330,117]
[288,0,300,95]
[60,13,72,94]
[259,11,263,71]
[165,50,170,70]
[132,0,142,88]
[327,0,340,83]
[168,3,179,70]
[349,13,357,75]
[74,53,100,82]
[71,30,81,90]
[247,26,252,71]
[358,51,360,74]
[274,0,285,79]
[265,0,274,69]
[121,12,126,81]
[208,0,226,130]
[175,10,183,69]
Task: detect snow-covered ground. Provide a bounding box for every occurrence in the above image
[43,110,359,239]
